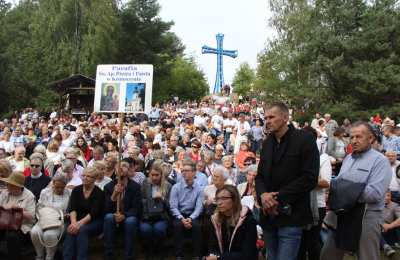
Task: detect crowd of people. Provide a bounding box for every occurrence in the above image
[0,99,398,260]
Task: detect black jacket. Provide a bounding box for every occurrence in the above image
[255,125,319,227]
[104,179,142,218]
[208,211,258,260]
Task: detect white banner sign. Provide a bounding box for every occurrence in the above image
[94,64,153,113]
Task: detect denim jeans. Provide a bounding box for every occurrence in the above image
[63,219,103,260]
[139,220,168,248]
[264,226,303,260]
[103,213,138,259]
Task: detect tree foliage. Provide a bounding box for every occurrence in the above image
[232,62,256,97]
[0,0,207,115]
[257,0,400,121]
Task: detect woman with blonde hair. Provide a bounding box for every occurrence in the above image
[206,185,258,260]
[139,162,172,258]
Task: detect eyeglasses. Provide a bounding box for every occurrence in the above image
[30,164,41,168]
[215,196,232,202]
[82,174,95,179]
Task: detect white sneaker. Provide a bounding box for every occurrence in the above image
[384,245,396,257]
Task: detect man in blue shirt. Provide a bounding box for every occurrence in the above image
[170,160,204,260]
[321,121,392,260]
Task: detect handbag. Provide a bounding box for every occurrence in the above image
[147,198,165,218]
[36,206,64,248]
[328,178,366,213]
[0,206,23,230]
[37,206,64,230]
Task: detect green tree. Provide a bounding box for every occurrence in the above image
[158,56,208,101]
[232,62,256,97]
[257,0,400,120]
[116,0,184,103]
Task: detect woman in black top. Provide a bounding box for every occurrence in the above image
[207,185,258,260]
[63,166,104,260]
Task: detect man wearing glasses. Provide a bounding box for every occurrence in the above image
[170,160,204,260]
[24,157,50,201]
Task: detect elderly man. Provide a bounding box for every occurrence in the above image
[8,146,29,172]
[386,150,400,203]
[324,113,339,137]
[64,148,84,179]
[255,102,319,260]
[170,160,204,260]
[87,145,105,167]
[321,121,392,260]
[24,157,51,201]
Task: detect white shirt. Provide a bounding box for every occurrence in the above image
[194,115,207,129]
[316,153,332,208]
[223,118,237,133]
[211,115,224,132]
[389,161,400,191]
[95,176,112,191]
[0,140,15,153]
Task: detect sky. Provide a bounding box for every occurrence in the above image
[158,0,274,92]
[6,0,274,93]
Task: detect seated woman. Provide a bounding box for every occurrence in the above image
[0,171,36,260]
[206,185,258,260]
[140,162,172,258]
[237,165,260,221]
[31,173,71,260]
[204,166,230,215]
[63,167,104,260]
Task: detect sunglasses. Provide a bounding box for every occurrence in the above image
[31,164,41,168]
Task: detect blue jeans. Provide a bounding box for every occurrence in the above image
[139,220,168,247]
[264,226,303,260]
[63,219,103,260]
[103,213,138,259]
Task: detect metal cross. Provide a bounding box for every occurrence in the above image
[202,33,238,93]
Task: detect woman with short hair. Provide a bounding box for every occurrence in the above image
[206,185,258,260]
[31,173,71,260]
[63,167,104,260]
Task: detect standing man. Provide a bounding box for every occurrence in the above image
[324,113,339,138]
[255,102,319,260]
[321,121,392,260]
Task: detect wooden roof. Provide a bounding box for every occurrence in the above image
[48,74,95,93]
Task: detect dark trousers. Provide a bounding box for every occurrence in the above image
[0,229,30,260]
[381,228,399,247]
[173,218,202,257]
[297,207,326,260]
[391,191,400,204]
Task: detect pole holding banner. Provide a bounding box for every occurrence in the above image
[93,64,154,215]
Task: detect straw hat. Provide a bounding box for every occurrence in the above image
[0,171,25,188]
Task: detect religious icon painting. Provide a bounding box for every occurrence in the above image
[100,83,120,112]
[125,83,145,112]
[94,64,153,113]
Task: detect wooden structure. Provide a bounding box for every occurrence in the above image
[49,74,95,115]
